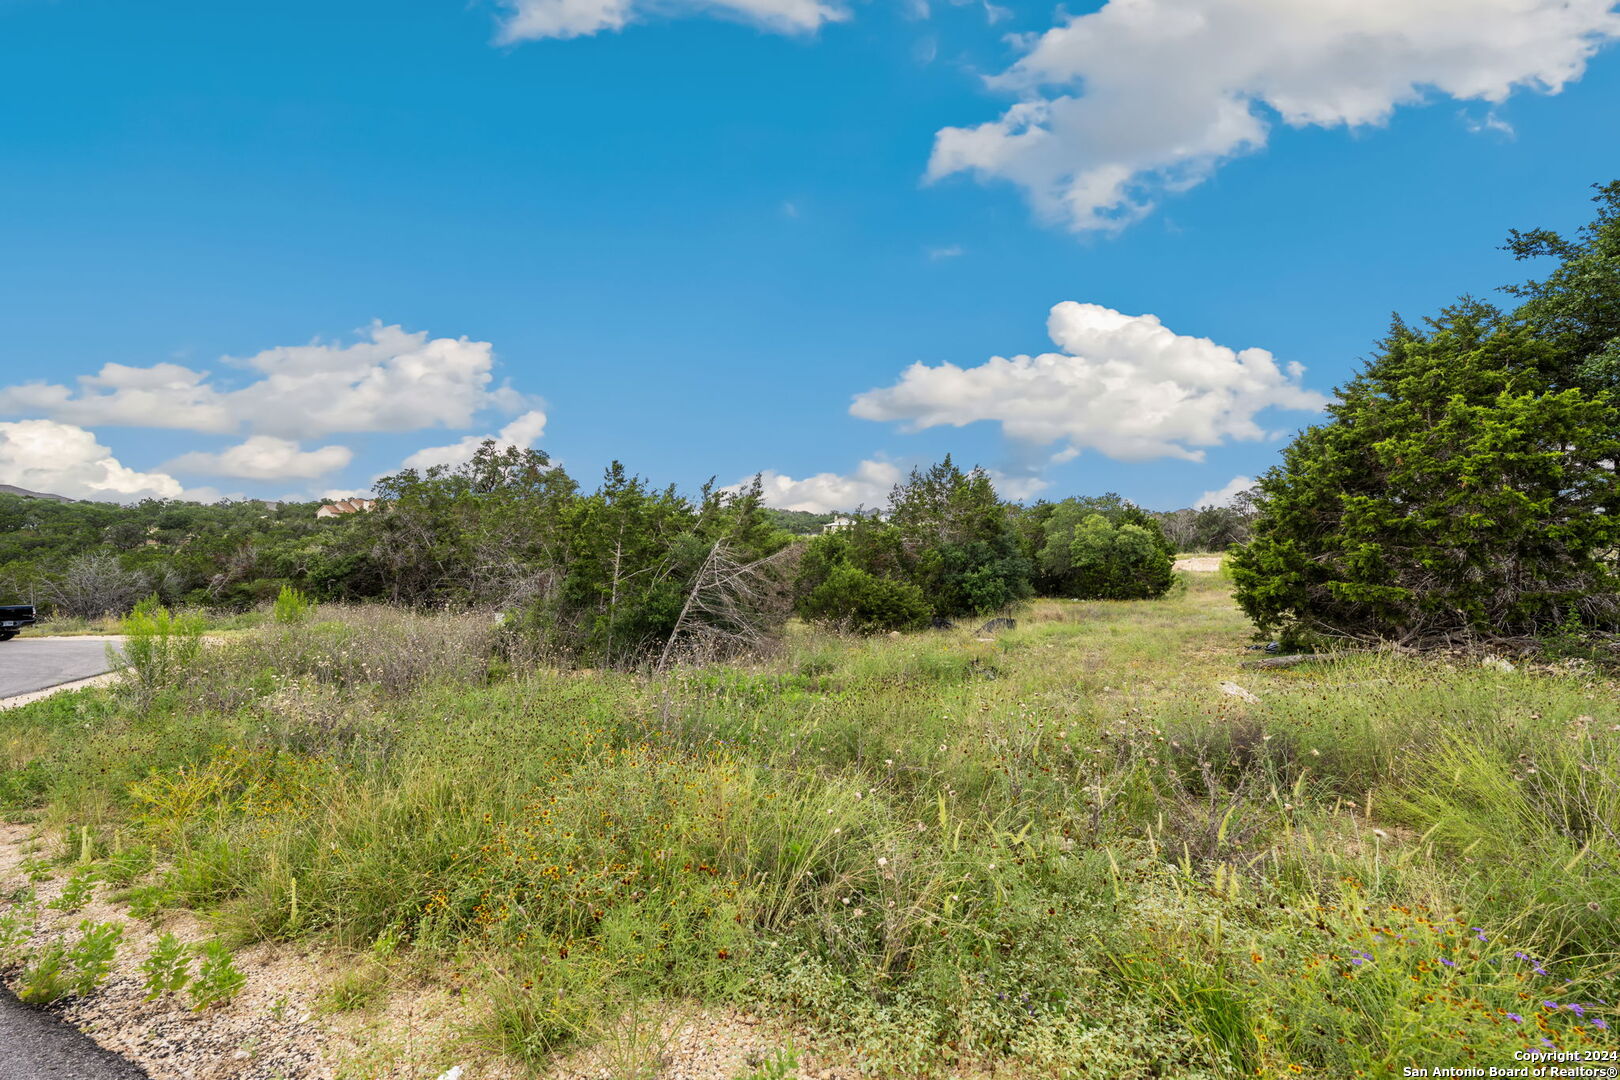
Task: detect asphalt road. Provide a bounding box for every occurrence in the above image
[0,989,148,1080]
[0,637,147,1078]
[0,636,122,700]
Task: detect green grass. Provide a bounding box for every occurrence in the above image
[0,582,1615,1077]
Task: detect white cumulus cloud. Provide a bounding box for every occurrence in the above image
[929,0,1620,233]
[400,409,549,471]
[0,323,527,442]
[851,302,1327,462]
[742,459,902,514]
[1196,474,1255,509]
[0,420,187,502]
[495,0,845,41]
[168,436,354,481]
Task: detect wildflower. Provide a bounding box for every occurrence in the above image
[1439,958,1456,967]
[877,857,888,867]
[1506,1013,1524,1023]
[1592,1019,1609,1031]
[1472,927,1488,942]
[1567,1004,1586,1017]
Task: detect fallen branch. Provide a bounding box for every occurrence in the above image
[1240,651,1356,669]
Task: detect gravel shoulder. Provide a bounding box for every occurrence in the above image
[0,823,841,1080]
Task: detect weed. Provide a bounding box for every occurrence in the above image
[118,596,205,697]
[736,1046,799,1080]
[272,585,317,625]
[47,868,95,912]
[188,939,246,1010]
[66,920,123,996]
[17,941,73,1004]
[140,932,192,1000]
[0,903,37,967]
[321,964,386,1013]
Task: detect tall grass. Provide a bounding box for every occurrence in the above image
[1,580,1615,1076]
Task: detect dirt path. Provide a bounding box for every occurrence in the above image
[1174,556,1223,573]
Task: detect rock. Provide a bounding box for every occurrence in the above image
[887,630,902,638]
[977,617,1016,633]
[930,616,956,630]
[1219,681,1260,704]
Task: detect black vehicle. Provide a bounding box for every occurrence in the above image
[0,604,36,641]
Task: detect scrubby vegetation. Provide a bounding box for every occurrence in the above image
[3,448,1186,659]
[1,574,1614,1075]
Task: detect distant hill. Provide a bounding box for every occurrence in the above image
[0,484,73,503]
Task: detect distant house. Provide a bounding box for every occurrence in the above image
[316,497,378,519]
[822,516,855,534]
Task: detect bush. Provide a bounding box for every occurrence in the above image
[48,553,150,619]
[1040,511,1173,600]
[271,585,316,624]
[799,564,931,634]
[119,596,206,695]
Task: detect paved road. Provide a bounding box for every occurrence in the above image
[0,989,148,1080]
[0,639,146,1078]
[0,637,122,700]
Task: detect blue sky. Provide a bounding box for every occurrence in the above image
[1,0,1618,511]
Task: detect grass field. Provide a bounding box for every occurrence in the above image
[1,568,1616,1077]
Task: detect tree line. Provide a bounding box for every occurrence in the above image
[0,448,1218,663]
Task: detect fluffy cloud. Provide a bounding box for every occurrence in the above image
[1196,474,1256,509]
[0,323,526,442]
[495,0,844,41]
[400,409,549,471]
[851,302,1326,462]
[929,0,1620,232]
[0,420,186,502]
[168,436,354,481]
[744,459,902,513]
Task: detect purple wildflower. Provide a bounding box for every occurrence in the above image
[1472,927,1488,942]
[1506,1013,1524,1023]
[1439,957,1456,968]
[1567,1003,1586,1017]
[1592,1018,1609,1031]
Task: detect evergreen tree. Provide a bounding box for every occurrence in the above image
[1231,301,1620,646]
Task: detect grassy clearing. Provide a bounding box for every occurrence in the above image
[1,579,1616,1077]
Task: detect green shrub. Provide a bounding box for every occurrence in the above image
[1043,512,1174,600]
[271,585,317,624]
[188,939,246,1009]
[140,931,192,1000]
[119,596,206,694]
[66,920,122,996]
[798,564,931,634]
[17,941,72,1004]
